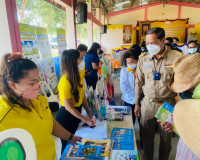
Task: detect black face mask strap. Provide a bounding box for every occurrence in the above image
[180,91,193,100]
[0,106,14,123]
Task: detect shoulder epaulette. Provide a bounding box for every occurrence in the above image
[139,52,147,58]
[174,50,183,56]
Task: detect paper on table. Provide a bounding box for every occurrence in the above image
[75,120,107,140]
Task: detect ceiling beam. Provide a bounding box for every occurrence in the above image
[101,0,108,14]
[131,0,135,7]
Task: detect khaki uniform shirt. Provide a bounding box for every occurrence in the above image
[135,48,182,104]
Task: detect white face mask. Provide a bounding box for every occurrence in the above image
[188,48,197,54]
[78,60,85,71]
[147,44,161,56]
[127,64,137,70]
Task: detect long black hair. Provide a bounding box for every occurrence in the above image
[0,53,37,111]
[61,49,83,102]
[87,42,101,56]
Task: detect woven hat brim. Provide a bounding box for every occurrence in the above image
[169,73,200,93]
[174,99,200,158]
[168,75,192,93]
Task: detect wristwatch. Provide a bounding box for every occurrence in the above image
[68,134,74,142]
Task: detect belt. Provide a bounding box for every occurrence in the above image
[145,96,174,104]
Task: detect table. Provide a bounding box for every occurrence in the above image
[60,110,138,160]
[106,112,137,150]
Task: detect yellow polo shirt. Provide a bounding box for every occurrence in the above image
[0,95,56,160]
[58,69,85,107]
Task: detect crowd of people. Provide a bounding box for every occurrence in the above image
[0,27,200,160]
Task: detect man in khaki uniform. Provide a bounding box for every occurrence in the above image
[134,27,181,160]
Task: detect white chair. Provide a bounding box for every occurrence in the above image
[40,81,58,103]
[53,136,62,160]
[40,81,62,159]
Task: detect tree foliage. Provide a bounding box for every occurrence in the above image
[76,23,88,45]
[16,0,97,44]
[16,0,66,34]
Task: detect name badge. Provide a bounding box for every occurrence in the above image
[144,63,151,68]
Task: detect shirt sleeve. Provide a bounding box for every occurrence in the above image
[120,68,134,95]
[135,58,145,105]
[58,77,72,100]
[91,54,98,64]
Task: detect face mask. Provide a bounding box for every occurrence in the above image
[180,91,193,100]
[17,83,40,100]
[147,44,161,56]
[99,55,103,59]
[172,43,177,48]
[188,48,197,54]
[127,64,137,70]
[78,60,85,71]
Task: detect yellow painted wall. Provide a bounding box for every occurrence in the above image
[147,4,178,20]
[181,6,200,24]
[109,9,145,26]
[188,28,194,35]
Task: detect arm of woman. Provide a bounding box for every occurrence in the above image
[52,119,82,145]
[99,59,104,64]
[82,95,96,124]
[63,99,94,126]
[92,63,101,70]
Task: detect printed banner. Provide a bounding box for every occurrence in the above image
[35,27,58,91]
[19,24,38,55]
[123,25,133,44]
[19,23,46,82]
[137,19,188,44]
[57,28,67,56]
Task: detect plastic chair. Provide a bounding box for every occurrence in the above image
[40,81,58,103]
[40,81,60,112]
[53,136,62,160]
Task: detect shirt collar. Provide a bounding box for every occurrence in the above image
[127,67,136,76]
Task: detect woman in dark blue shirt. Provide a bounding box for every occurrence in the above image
[85,42,101,90]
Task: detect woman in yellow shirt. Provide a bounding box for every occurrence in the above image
[56,49,96,152]
[0,52,82,160]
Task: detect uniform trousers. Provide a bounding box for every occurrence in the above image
[140,97,175,160]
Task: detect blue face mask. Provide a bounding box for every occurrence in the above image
[188,48,197,54]
[172,43,177,48]
[99,55,103,59]
[180,91,193,99]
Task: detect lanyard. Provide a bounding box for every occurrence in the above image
[153,58,164,73]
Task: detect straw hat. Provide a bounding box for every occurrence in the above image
[173,99,200,157]
[168,53,200,93]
